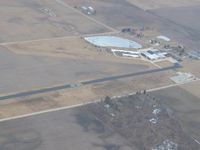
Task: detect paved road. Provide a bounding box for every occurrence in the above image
[55,0,117,32]
[0,63,181,100]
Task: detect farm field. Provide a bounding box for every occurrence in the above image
[0,0,110,43]
[0,0,200,149]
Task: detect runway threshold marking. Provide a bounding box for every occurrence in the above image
[0,63,181,101]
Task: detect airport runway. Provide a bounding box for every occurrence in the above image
[0,63,181,100]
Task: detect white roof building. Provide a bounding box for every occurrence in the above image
[141,49,168,60]
[141,51,160,60]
